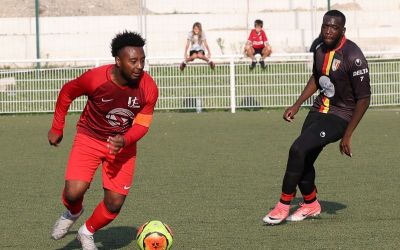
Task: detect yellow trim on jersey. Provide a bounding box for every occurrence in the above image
[324,51,335,76]
[320,96,330,113]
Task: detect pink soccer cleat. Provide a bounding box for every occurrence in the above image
[287,200,321,222]
[263,202,290,225]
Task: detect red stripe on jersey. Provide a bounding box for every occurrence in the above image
[319,96,330,113]
[325,51,335,75]
[321,52,330,75]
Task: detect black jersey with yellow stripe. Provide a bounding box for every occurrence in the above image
[310,36,371,122]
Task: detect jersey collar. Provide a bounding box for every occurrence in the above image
[332,36,346,51]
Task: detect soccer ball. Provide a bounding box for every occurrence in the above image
[136,220,173,250]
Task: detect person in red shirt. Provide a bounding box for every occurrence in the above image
[244,19,272,69]
[49,31,158,250]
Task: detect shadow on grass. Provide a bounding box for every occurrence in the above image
[319,200,347,215]
[57,226,138,250]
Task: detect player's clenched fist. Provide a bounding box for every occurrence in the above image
[283,105,299,122]
[107,135,125,155]
[48,130,63,146]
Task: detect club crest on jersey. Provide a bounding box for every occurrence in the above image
[332,59,341,71]
[128,96,140,108]
[106,108,134,128]
[355,58,362,66]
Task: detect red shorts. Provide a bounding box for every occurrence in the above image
[65,133,136,195]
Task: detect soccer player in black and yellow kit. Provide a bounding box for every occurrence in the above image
[263,10,371,224]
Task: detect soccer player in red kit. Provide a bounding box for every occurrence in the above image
[49,31,158,250]
[263,10,371,225]
[244,19,272,69]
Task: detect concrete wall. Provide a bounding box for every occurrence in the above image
[1,0,399,60]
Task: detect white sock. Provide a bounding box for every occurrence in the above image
[79,223,94,236]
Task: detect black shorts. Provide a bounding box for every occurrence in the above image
[190,50,205,56]
[253,48,264,55]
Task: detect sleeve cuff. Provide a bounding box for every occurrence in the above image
[123,135,131,146]
[50,127,63,136]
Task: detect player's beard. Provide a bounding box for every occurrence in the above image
[324,35,343,50]
[121,69,141,87]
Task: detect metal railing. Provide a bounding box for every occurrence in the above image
[0,52,399,114]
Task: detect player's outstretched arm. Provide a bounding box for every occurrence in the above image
[339,97,370,157]
[283,75,318,122]
[49,73,89,146]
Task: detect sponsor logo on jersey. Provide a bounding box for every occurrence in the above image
[101,98,113,102]
[128,96,140,108]
[331,59,341,71]
[352,68,368,76]
[355,58,362,66]
[105,108,134,128]
[320,131,326,137]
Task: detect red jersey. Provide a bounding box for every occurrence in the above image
[247,29,268,49]
[51,64,158,142]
